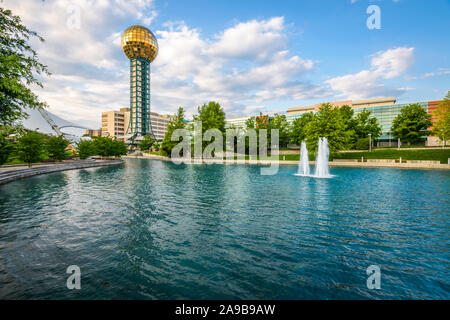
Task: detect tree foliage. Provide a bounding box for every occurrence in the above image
[304,103,353,154]
[290,112,314,146]
[46,135,69,161]
[0,8,50,126]
[92,136,127,157]
[355,137,370,151]
[161,107,186,157]
[139,135,155,152]
[192,101,226,153]
[193,101,226,134]
[269,114,290,147]
[17,131,46,167]
[0,132,14,165]
[339,105,355,128]
[352,109,382,141]
[244,115,271,152]
[76,139,95,160]
[391,103,432,144]
[433,91,450,145]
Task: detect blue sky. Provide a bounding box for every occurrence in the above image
[4,0,450,127]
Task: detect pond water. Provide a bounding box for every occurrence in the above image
[0,159,449,299]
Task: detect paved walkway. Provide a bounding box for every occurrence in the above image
[0,159,125,185]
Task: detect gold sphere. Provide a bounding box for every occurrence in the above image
[121,25,158,62]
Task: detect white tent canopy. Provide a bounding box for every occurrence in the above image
[20,108,91,137]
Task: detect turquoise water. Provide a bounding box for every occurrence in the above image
[0,159,449,299]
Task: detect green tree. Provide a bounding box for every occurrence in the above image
[304,103,352,153]
[46,135,69,161]
[92,136,114,157]
[76,139,95,160]
[0,8,50,126]
[391,103,432,144]
[339,105,356,145]
[92,136,127,157]
[290,112,314,146]
[193,101,226,153]
[353,109,382,139]
[0,126,20,164]
[138,135,155,152]
[17,131,46,167]
[354,137,370,150]
[269,114,290,147]
[0,134,13,165]
[433,91,450,146]
[193,101,226,133]
[161,107,186,157]
[245,117,256,129]
[111,139,128,157]
[243,115,271,153]
[339,105,355,128]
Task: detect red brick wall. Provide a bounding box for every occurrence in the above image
[428,100,443,129]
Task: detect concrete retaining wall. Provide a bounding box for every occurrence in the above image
[0,160,125,185]
[366,159,396,163]
[333,159,359,162]
[406,160,441,164]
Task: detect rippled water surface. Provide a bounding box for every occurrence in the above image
[0,159,449,299]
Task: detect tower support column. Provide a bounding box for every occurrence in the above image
[127,57,153,138]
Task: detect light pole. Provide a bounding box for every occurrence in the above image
[368,134,372,152]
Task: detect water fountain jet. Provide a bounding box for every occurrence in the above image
[314,137,332,178]
[295,141,310,176]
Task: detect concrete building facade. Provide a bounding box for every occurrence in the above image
[226,97,445,146]
[149,112,171,140]
[101,107,171,141]
[101,108,130,139]
[85,129,102,137]
[285,97,443,146]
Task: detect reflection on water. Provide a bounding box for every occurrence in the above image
[0,159,449,299]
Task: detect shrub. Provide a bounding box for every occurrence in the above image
[46,135,69,161]
[355,137,370,150]
[92,136,127,158]
[138,135,155,152]
[0,135,14,165]
[76,139,95,159]
[17,131,46,167]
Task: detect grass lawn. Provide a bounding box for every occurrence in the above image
[272,149,450,163]
[3,154,50,166]
[333,149,450,163]
[136,150,450,164]
[143,151,163,156]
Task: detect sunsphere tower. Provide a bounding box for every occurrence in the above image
[121,25,158,139]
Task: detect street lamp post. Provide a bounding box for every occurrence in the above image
[368,134,372,152]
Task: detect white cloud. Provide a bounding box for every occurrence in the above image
[151,21,325,117]
[325,47,415,99]
[206,17,286,61]
[3,0,157,127]
[422,68,450,79]
[370,47,414,79]
[3,1,325,124]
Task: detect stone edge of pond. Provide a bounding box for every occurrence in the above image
[123,155,450,170]
[0,160,125,185]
